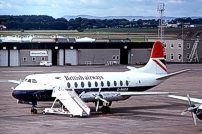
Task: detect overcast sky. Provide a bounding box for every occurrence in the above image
[0,0,202,18]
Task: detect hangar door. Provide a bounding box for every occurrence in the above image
[0,50,8,66]
[65,50,78,65]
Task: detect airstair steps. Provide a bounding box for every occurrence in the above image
[50,87,90,117]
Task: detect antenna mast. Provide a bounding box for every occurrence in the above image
[157,3,165,41]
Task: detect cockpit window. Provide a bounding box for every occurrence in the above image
[27,79,31,83]
[23,79,28,82]
[32,79,37,83]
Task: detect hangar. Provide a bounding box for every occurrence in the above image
[0,41,153,66]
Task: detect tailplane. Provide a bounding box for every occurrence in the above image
[136,41,167,75]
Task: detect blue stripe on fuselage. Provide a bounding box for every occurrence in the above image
[12,86,155,102]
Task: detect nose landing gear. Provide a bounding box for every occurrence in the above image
[30,105,37,114]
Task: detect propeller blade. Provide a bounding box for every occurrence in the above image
[96,100,99,112]
[181,110,189,115]
[98,87,101,94]
[191,112,197,125]
[79,91,85,98]
[99,98,109,104]
[187,94,191,106]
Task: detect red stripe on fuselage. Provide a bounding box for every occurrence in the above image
[153,59,167,72]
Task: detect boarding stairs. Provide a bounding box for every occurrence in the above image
[188,38,199,62]
[50,87,90,117]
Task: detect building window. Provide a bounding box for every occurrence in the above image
[186,53,190,59]
[178,53,182,60]
[187,43,190,49]
[116,55,119,60]
[170,43,174,49]
[32,57,36,62]
[95,81,98,87]
[81,82,84,88]
[162,42,167,48]
[170,53,174,60]
[23,57,27,62]
[178,43,182,49]
[41,57,45,61]
[164,52,167,60]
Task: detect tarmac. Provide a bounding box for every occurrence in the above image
[0,64,202,134]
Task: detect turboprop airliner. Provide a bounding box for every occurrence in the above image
[10,41,189,114]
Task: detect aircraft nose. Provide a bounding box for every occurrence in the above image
[12,90,19,99]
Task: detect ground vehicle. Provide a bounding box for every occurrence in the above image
[39,61,52,66]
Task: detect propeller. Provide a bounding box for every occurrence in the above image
[181,94,198,125]
[94,86,109,112]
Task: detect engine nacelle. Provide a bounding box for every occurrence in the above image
[196,104,202,121]
[81,92,130,102]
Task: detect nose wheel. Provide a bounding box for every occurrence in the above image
[30,105,37,114]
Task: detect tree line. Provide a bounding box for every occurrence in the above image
[0,15,202,32]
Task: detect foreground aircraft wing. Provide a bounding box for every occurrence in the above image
[0,79,21,84]
[156,69,190,80]
[168,95,202,103]
[120,92,177,96]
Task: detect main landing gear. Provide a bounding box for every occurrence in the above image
[30,105,37,114]
[95,101,112,114]
[101,106,110,114]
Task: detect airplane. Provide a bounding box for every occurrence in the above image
[9,41,189,114]
[0,36,32,42]
[168,94,202,125]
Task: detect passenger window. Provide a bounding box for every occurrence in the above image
[101,81,104,87]
[107,81,110,87]
[74,82,78,88]
[27,79,31,83]
[120,81,123,86]
[95,81,98,87]
[81,82,84,88]
[88,81,91,87]
[114,81,117,86]
[32,79,37,83]
[67,82,71,88]
[126,80,129,86]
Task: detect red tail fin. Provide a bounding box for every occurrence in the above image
[150,41,164,58]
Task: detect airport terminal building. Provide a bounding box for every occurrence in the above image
[0,41,153,66]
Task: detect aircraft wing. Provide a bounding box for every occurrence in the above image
[0,79,21,84]
[168,95,202,103]
[156,69,190,80]
[119,92,177,96]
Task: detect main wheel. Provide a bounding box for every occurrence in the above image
[101,106,111,114]
[33,109,37,114]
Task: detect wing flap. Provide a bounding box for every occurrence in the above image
[120,92,177,96]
